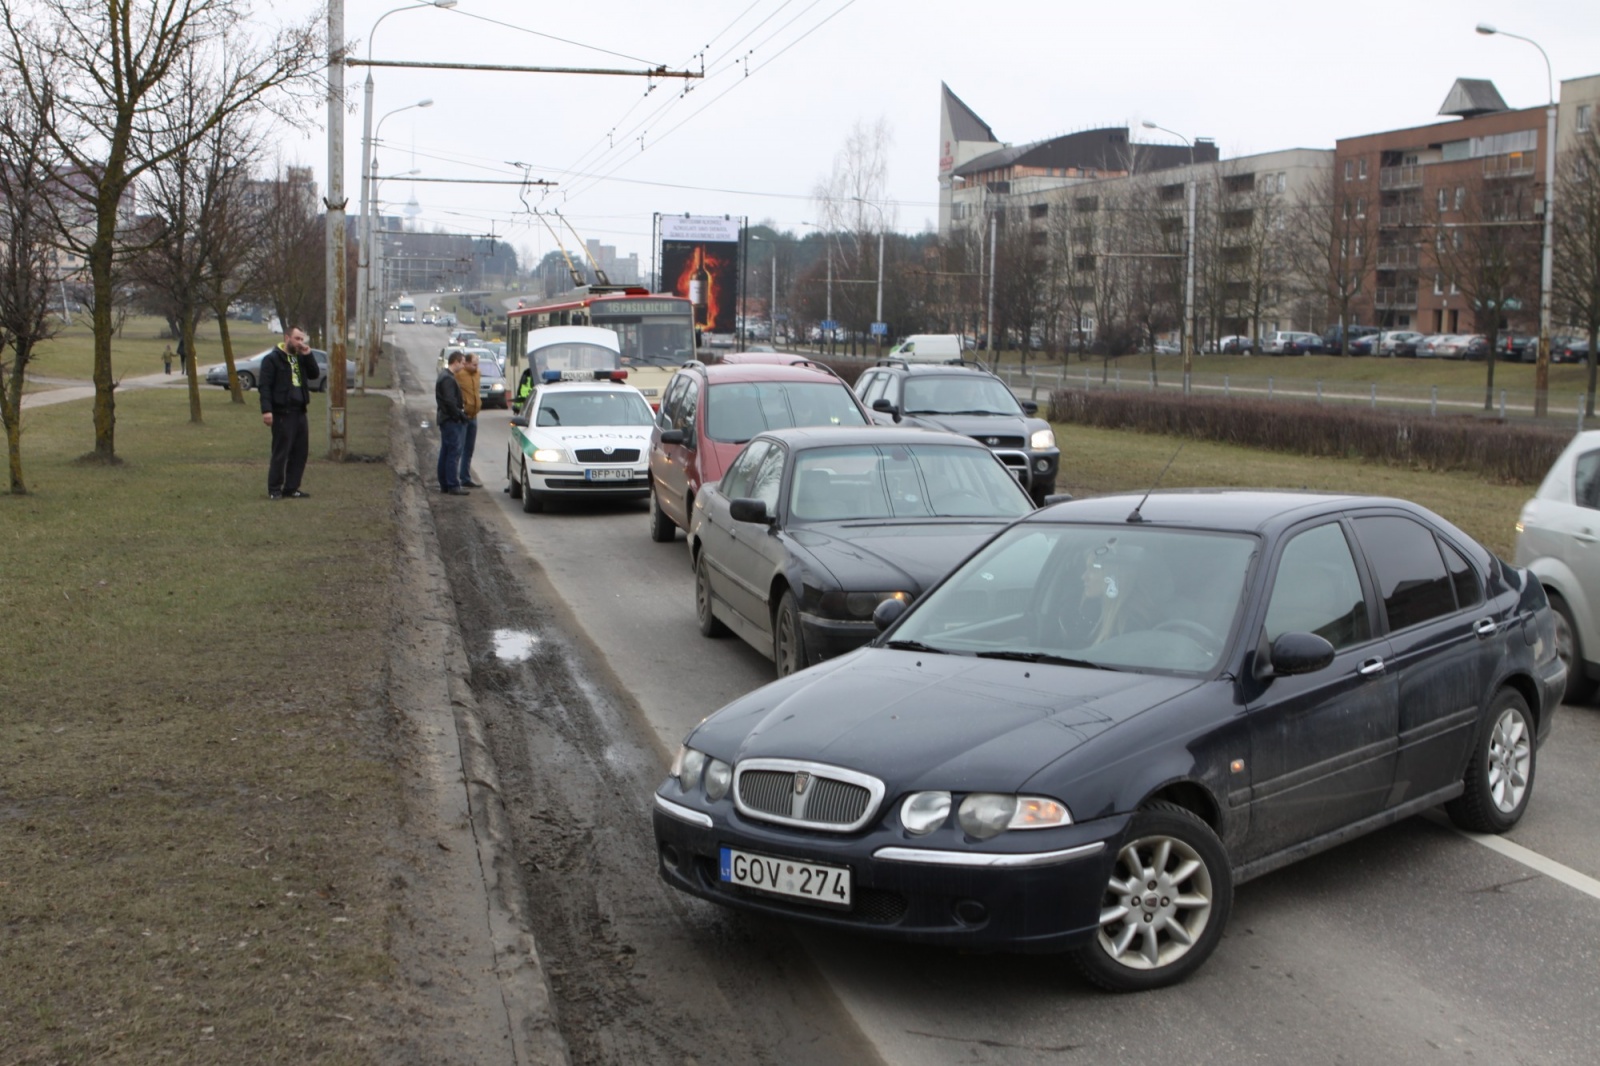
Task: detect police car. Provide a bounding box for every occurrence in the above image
[505,370,655,513]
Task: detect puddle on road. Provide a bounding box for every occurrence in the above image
[491,628,540,662]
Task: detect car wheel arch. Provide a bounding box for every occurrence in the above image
[1140,780,1224,836]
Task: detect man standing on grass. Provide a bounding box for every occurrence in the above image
[436,350,470,495]
[452,350,483,488]
[260,326,318,500]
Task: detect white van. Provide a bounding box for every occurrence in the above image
[886,334,964,362]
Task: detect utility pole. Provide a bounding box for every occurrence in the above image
[986,211,998,365]
[324,0,348,460]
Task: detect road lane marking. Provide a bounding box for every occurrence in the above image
[1426,812,1600,902]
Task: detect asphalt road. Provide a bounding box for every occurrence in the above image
[400,324,1600,1065]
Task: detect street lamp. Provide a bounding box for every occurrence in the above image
[368,167,421,362]
[799,221,834,352]
[355,1,457,388]
[359,99,432,388]
[750,234,779,347]
[1142,121,1198,395]
[853,197,888,356]
[1476,22,1557,418]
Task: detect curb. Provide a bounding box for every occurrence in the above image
[387,374,570,1065]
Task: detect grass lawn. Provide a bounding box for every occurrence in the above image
[0,384,402,1064]
[25,315,286,387]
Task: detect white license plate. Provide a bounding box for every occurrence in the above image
[584,468,633,482]
[719,847,851,907]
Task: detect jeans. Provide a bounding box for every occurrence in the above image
[437,420,465,490]
[458,417,478,485]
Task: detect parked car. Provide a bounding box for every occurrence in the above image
[204,347,354,392]
[853,359,1061,505]
[1151,341,1181,355]
[1414,334,1450,358]
[1515,428,1600,702]
[1215,335,1255,354]
[648,360,874,543]
[1321,324,1380,352]
[476,355,509,409]
[1498,333,1535,362]
[504,372,654,512]
[1262,331,1320,355]
[1556,337,1591,365]
[654,489,1562,990]
[1461,335,1490,360]
[1425,334,1479,359]
[1347,334,1378,356]
[690,426,1034,675]
[1378,330,1426,357]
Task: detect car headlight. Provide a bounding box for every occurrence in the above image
[957,793,1072,840]
[490,383,505,392]
[1030,428,1056,450]
[671,746,706,792]
[900,791,951,835]
[531,447,566,464]
[822,590,911,620]
[704,759,732,801]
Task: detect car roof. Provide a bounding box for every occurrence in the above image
[690,361,851,384]
[1027,489,1442,536]
[870,359,996,375]
[534,381,647,396]
[750,425,996,450]
[525,325,621,352]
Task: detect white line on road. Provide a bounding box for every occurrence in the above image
[1426,811,1600,902]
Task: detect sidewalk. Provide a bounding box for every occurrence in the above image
[21,370,187,410]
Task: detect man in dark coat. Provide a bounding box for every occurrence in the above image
[436,350,470,495]
[259,327,318,500]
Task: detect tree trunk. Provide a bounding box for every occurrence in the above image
[183,312,203,423]
[88,221,119,463]
[1588,326,1599,418]
[2,349,27,494]
[213,302,245,404]
[1483,327,1499,413]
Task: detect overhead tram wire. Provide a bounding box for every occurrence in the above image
[429,3,662,66]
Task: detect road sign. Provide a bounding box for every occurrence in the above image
[870,322,888,336]
[774,313,788,321]
[821,319,838,331]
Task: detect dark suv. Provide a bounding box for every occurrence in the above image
[648,360,873,542]
[852,359,1060,504]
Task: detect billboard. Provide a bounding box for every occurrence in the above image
[660,215,741,334]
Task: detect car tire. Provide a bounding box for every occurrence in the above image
[1446,689,1537,834]
[520,464,543,514]
[774,590,809,677]
[237,371,255,391]
[1074,801,1232,993]
[649,485,676,543]
[507,453,523,499]
[1547,593,1595,703]
[695,552,728,638]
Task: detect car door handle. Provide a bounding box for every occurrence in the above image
[1575,531,1597,544]
[1358,658,1386,677]
[1474,618,1497,637]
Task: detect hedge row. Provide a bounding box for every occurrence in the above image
[1048,388,1571,485]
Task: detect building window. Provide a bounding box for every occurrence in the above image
[1029,203,1049,219]
[1354,236,1364,256]
[1344,160,1353,181]
[1277,172,1287,193]
[1437,188,1448,211]
[1356,196,1366,218]
[1434,274,1443,295]
[1455,186,1465,210]
[1579,105,1593,132]
[1359,159,1368,179]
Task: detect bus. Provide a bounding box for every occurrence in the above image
[396,295,416,324]
[506,287,694,408]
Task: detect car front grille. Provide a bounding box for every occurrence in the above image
[574,448,640,463]
[971,434,1025,449]
[734,760,884,832]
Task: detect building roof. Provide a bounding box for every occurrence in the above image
[1438,78,1509,118]
[952,128,1218,178]
[941,82,996,144]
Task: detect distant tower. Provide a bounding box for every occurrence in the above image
[938,83,1002,235]
[403,190,422,231]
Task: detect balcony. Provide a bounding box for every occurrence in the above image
[1483,155,1534,180]
[1379,205,1424,227]
[1376,246,1420,269]
[1379,164,1422,190]
[1375,287,1418,310]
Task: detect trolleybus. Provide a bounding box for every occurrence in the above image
[506,287,694,409]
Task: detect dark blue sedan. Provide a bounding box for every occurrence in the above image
[655,490,1563,991]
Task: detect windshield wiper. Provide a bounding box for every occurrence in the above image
[974,650,1119,670]
[942,408,1011,416]
[882,639,950,654]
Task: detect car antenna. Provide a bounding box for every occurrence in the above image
[1127,445,1183,523]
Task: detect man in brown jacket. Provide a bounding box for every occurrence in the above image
[451,350,483,488]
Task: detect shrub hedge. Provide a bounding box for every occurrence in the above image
[1048,388,1571,485]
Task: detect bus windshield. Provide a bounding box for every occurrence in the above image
[592,315,695,367]
[529,342,620,374]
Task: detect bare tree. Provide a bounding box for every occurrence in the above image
[1433,174,1540,410]
[1286,167,1375,354]
[255,164,325,339]
[1555,125,1600,416]
[0,80,64,494]
[0,0,322,462]
[814,117,893,354]
[199,124,268,405]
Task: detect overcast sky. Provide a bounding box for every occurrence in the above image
[277,0,1598,270]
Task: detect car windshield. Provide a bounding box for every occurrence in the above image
[706,381,867,443]
[788,444,1033,521]
[530,342,620,374]
[478,360,502,381]
[534,389,653,428]
[902,376,1021,416]
[884,524,1258,674]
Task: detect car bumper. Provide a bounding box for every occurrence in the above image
[1535,654,1565,742]
[798,613,878,662]
[992,449,1059,495]
[652,787,1128,951]
[525,464,650,499]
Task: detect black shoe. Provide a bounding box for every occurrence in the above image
[285,490,310,498]
[269,491,283,500]
[445,486,470,496]
[462,479,483,488]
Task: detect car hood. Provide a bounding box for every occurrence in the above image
[906,413,1031,440]
[542,426,653,451]
[788,521,1009,593]
[692,649,1201,790]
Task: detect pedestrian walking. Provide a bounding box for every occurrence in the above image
[176,337,188,373]
[436,351,470,495]
[260,327,317,500]
[162,344,173,374]
[452,350,483,487]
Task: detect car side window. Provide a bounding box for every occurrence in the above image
[719,441,769,499]
[1574,451,1600,510]
[1264,522,1371,650]
[1352,515,1457,631]
[678,377,700,438]
[881,374,902,409]
[659,376,685,427]
[1440,538,1483,609]
[748,445,785,513]
[856,371,881,402]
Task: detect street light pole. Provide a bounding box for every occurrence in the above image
[853,197,888,355]
[326,0,347,458]
[1477,22,1557,418]
[1143,121,1198,396]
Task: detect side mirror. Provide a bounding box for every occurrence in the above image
[659,428,686,446]
[1040,493,1074,507]
[871,398,895,413]
[728,497,772,525]
[1255,630,1336,680]
[1021,400,1039,416]
[873,597,909,631]
[509,413,530,428]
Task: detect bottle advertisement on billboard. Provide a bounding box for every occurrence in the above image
[660,215,741,335]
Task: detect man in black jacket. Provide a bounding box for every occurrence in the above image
[260,327,318,500]
[436,350,470,495]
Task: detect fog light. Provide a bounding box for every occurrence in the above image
[1035,458,1049,472]
[660,844,681,869]
[953,899,988,926]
